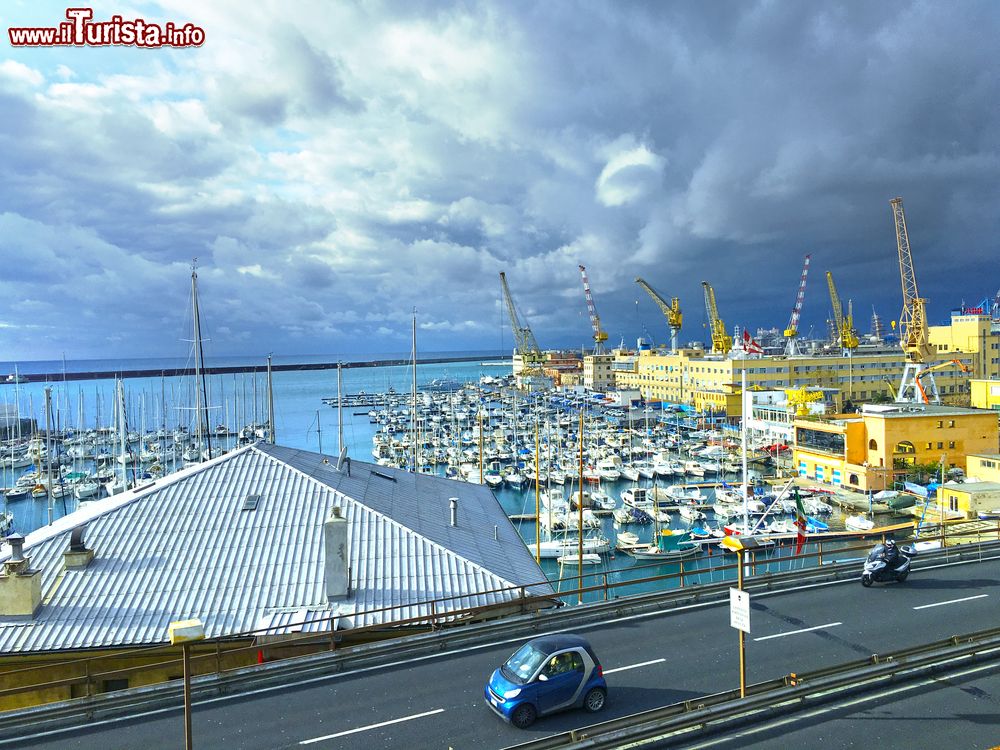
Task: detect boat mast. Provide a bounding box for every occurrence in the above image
[577,408,584,603]
[337,361,344,456]
[44,387,53,525]
[190,259,213,458]
[741,368,749,534]
[266,354,275,444]
[411,308,417,472]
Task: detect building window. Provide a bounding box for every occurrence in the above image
[868,439,878,450]
[102,679,129,693]
[849,473,859,485]
[949,496,959,512]
[949,441,955,449]
[925,442,932,450]
[936,421,943,428]
[948,420,955,428]
[937,442,943,449]
[895,441,916,454]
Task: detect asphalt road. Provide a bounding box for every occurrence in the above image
[12,554,1000,750]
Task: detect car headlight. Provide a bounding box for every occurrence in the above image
[503,688,522,699]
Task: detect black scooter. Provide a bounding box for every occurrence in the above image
[861,543,915,587]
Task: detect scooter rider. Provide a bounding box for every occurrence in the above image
[884,538,899,565]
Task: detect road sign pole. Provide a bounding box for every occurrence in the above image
[738,549,746,698]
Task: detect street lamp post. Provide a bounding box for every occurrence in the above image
[169,618,205,750]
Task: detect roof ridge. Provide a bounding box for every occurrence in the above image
[255,445,521,591]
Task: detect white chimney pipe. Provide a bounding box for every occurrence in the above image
[449,497,458,527]
[324,506,349,600]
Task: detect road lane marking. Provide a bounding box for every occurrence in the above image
[753,622,841,641]
[299,708,445,744]
[603,657,666,674]
[913,594,989,610]
[11,553,1000,745]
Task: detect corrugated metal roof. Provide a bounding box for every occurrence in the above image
[0,444,553,653]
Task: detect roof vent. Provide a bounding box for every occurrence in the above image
[450,497,458,527]
[64,525,94,570]
[242,494,261,511]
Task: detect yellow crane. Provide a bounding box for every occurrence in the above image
[826,271,859,352]
[578,265,608,354]
[635,277,682,352]
[784,386,824,416]
[701,281,732,354]
[890,198,936,402]
[499,272,545,376]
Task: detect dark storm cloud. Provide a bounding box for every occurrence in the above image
[0,1,996,360]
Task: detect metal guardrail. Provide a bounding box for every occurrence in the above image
[504,626,1000,749]
[2,537,999,740]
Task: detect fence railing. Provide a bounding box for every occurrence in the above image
[1,516,996,709]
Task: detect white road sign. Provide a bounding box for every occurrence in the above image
[730,587,750,633]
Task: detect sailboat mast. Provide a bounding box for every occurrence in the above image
[266,354,275,444]
[411,308,417,472]
[337,362,344,455]
[44,387,53,525]
[191,261,213,457]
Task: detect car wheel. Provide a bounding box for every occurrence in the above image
[861,573,873,587]
[583,687,607,713]
[511,703,537,729]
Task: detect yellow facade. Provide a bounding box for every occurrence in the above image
[792,405,999,492]
[966,453,1000,482]
[612,348,971,413]
[935,482,1000,518]
[928,313,1000,381]
[583,353,616,391]
[970,379,1000,411]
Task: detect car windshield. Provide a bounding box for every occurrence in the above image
[501,643,549,685]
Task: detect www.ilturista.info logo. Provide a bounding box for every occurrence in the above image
[8,8,205,48]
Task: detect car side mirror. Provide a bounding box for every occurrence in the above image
[537,673,548,681]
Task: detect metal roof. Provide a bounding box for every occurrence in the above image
[0,443,553,653]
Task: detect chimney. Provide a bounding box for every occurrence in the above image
[64,526,95,570]
[449,497,458,527]
[0,534,42,617]
[324,506,349,600]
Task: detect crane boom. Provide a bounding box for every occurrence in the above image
[635,277,682,351]
[826,271,859,352]
[891,197,932,364]
[701,281,732,354]
[578,265,608,354]
[783,254,810,355]
[499,272,544,368]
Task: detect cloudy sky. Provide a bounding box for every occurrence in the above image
[1,1,997,363]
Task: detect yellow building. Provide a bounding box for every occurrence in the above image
[612,348,965,413]
[929,312,1000,381]
[792,404,999,492]
[935,482,1000,518]
[966,453,1000,482]
[609,312,997,414]
[970,379,1000,411]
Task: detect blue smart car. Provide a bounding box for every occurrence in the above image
[485,634,607,728]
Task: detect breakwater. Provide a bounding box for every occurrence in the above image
[3,355,509,384]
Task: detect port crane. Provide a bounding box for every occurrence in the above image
[701,281,732,355]
[783,254,811,355]
[825,271,859,353]
[890,197,938,403]
[784,386,825,416]
[635,277,682,352]
[499,272,545,375]
[578,265,609,354]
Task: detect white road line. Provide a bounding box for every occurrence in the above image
[11,554,1000,745]
[603,657,666,674]
[753,622,841,642]
[299,708,445,745]
[913,594,989,610]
